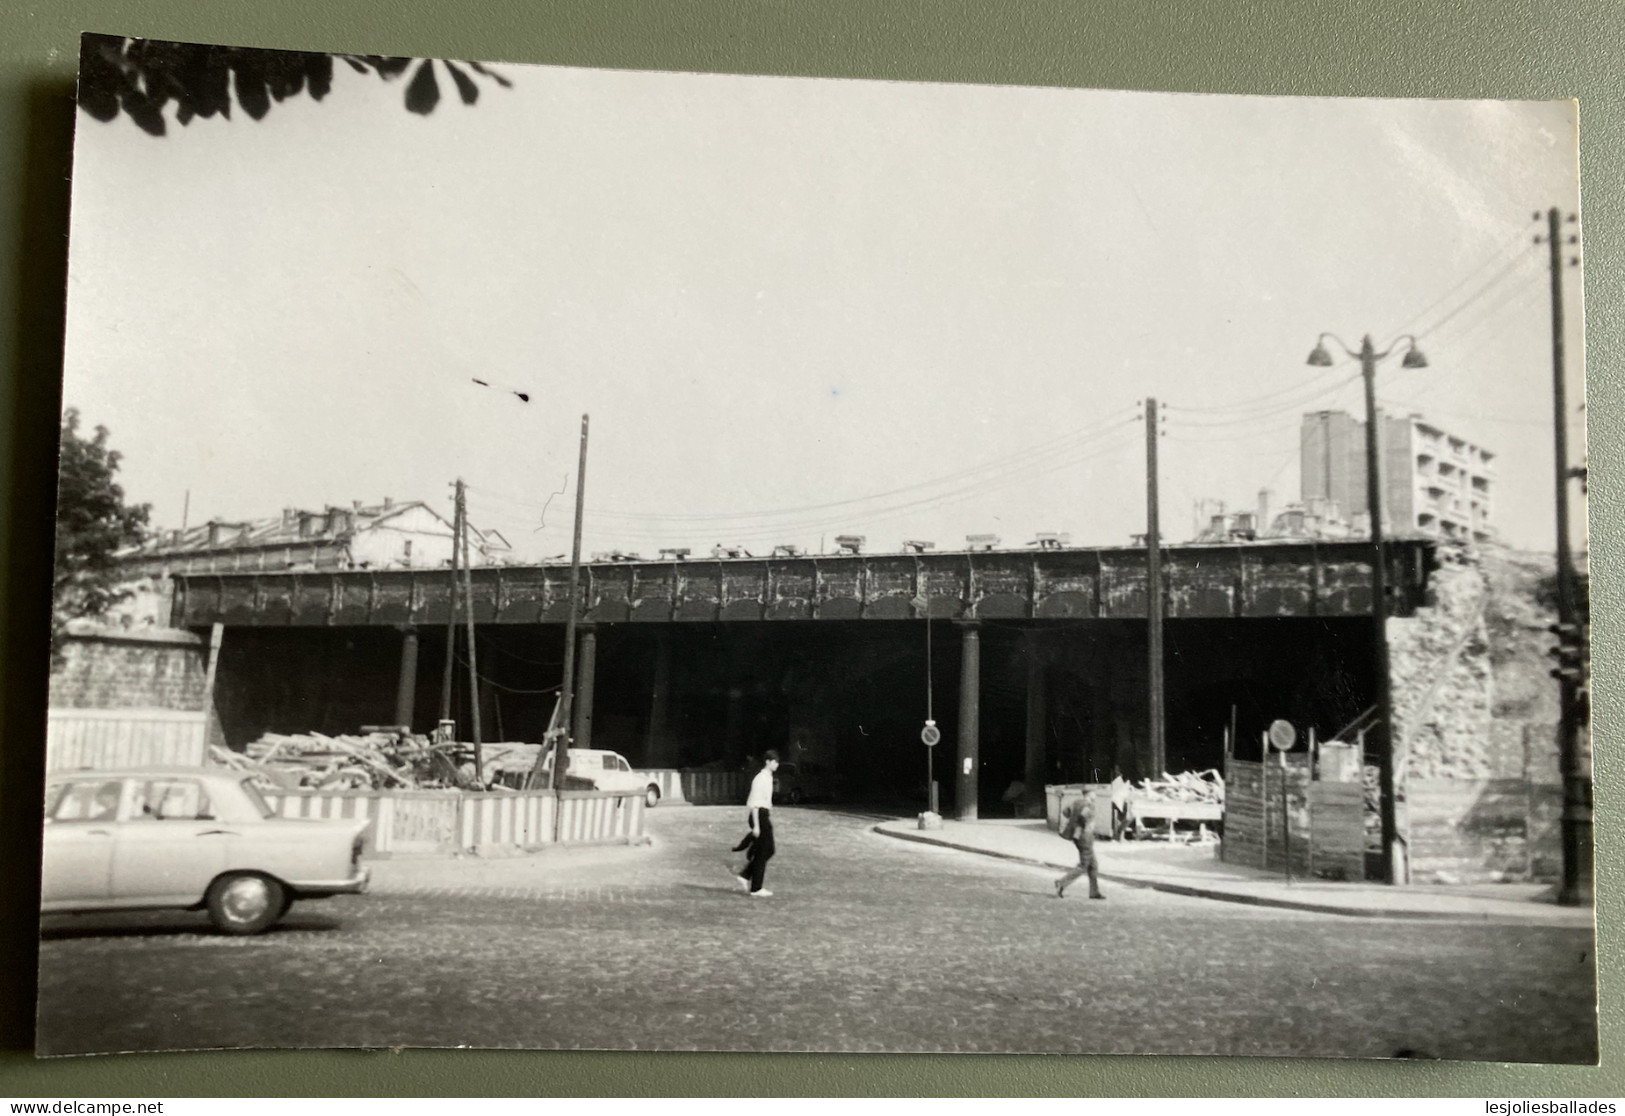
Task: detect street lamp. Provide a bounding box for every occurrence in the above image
[1306,332,1426,886]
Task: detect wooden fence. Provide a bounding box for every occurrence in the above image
[1222,755,1364,880]
[46,708,208,772]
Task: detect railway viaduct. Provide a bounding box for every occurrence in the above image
[171,539,1437,816]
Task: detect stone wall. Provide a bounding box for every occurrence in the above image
[50,622,207,710]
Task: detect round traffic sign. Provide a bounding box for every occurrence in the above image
[921,721,941,747]
[1268,719,1297,751]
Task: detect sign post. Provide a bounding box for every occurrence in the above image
[921,719,941,815]
[1268,719,1297,883]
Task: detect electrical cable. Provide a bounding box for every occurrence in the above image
[1379,226,1536,346]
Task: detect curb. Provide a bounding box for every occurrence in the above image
[872,825,1554,922]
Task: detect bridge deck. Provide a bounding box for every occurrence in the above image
[170,539,1435,628]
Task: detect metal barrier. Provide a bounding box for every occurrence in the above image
[264,788,646,855]
[46,708,208,772]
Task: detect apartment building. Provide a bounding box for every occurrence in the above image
[1300,410,1495,543]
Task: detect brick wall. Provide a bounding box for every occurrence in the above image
[49,625,207,710]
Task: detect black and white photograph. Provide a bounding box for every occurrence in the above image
[39,33,1595,1061]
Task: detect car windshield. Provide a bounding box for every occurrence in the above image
[237,777,276,819]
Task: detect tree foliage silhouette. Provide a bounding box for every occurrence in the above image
[77,33,511,137]
[54,409,151,656]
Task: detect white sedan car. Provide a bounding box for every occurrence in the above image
[41,767,371,935]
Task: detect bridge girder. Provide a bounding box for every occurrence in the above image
[169,540,1436,629]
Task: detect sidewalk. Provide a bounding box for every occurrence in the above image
[873,817,1595,927]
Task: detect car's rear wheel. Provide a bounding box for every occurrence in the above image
[644,784,661,808]
[788,787,804,806]
[206,873,286,935]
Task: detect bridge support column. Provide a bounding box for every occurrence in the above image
[394,628,419,731]
[1023,632,1046,805]
[725,686,745,764]
[645,632,672,766]
[956,622,981,820]
[572,626,596,750]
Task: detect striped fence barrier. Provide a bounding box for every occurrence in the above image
[264,788,646,855]
[46,708,208,773]
[636,769,688,805]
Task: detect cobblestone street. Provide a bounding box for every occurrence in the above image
[37,806,1597,1061]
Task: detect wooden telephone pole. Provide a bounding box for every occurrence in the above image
[551,415,591,792]
[458,480,483,784]
[439,481,462,728]
[1145,397,1165,779]
[1542,206,1592,905]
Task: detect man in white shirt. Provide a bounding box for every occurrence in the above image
[735,750,780,897]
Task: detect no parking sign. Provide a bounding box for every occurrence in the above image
[920,720,940,747]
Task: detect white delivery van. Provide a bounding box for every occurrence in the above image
[540,749,663,807]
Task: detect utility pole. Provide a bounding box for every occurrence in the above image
[439,481,463,728]
[551,415,591,791]
[1542,205,1591,905]
[1357,336,1400,886]
[1145,397,1165,778]
[459,481,483,784]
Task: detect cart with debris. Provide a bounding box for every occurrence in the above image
[1125,769,1225,841]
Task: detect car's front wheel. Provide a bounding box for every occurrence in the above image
[206,873,286,935]
[644,784,661,808]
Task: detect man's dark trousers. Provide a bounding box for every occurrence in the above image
[744,809,776,892]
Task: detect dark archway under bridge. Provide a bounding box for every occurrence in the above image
[182,540,1434,817]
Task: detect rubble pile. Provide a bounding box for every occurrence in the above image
[1134,769,1225,804]
[213,732,545,791]
[1389,542,1563,781]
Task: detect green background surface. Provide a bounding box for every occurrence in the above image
[0,0,1619,1098]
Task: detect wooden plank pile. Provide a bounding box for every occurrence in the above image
[212,731,521,791]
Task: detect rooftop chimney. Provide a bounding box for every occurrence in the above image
[901,540,935,554]
[834,535,866,555]
[1258,488,1272,533]
[965,534,1000,552]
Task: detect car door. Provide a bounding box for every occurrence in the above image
[40,777,124,906]
[111,777,230,906]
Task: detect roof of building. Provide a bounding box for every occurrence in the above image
[119,499,510,560]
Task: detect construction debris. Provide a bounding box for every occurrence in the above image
[214,731,546,791]
[1133,769,1225,805]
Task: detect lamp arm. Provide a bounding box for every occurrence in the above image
[1375,334,1423,361]
[1316,332,1358,360]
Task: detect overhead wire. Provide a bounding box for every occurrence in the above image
[580,423,1147,546]
[1413,247,1541,343]
[589,405,1141,523]
[1165,371,1363,429]
[1379,226,1536,346]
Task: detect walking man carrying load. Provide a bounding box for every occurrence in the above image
[733,750,780,897]
[1055,794,1106,900]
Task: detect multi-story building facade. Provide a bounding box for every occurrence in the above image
[115,498,512,578]
[1300,410,1495,543]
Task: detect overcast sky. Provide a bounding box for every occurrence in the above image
[61,56,1584,558]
